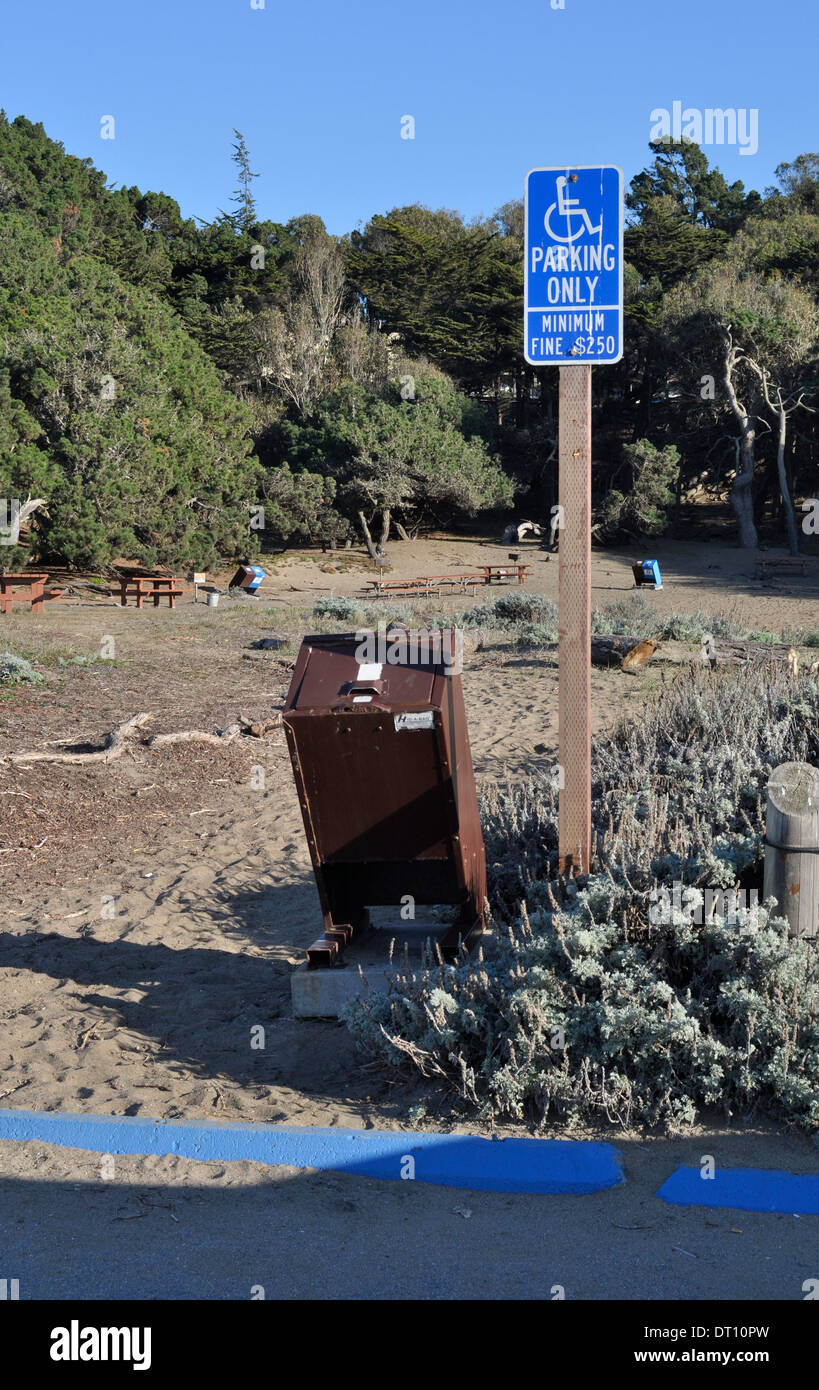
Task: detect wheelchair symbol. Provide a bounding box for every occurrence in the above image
[544,176,602,243]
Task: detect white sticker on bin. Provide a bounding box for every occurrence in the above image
[394,712,435,731]
[353,695,373,703]
[357,663,382,681]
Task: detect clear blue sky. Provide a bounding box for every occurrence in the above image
[2,0,816,233]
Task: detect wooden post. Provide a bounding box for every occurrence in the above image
[763,761,819,938]
[558,364,592,876]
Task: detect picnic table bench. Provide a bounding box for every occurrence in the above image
[0,573,63,615]
[755,553,809,580]
[111,575,189,609]
[366,564,532,598]
[367,573,485,597]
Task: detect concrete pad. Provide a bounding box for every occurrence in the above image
[291,961,427,1018]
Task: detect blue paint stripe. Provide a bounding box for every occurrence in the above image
[0,1108,622,1195]
[658,1165,819,1215]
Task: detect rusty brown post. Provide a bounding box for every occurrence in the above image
[558,364,592,876]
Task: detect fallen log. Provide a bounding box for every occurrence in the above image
[703,639,797,667]
[590,636,658,670]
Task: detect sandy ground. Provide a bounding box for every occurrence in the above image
[1,533,818,1299]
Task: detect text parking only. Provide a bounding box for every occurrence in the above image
[525,165,623,365]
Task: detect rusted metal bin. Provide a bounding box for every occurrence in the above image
[283,629,486,967]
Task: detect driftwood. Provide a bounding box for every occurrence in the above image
[3,713,154,766]
[148,724,241,748]
[590,636,658,670]
[2,712,281,767]
[703,639,798,667]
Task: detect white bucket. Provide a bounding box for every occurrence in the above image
[207,591,220,608]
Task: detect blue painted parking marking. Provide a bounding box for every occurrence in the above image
[658,1165,819,1215]
[0,1108,623,1195]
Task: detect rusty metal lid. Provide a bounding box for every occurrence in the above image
[285,631,453,713]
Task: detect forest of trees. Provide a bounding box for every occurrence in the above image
[1,112,817,570]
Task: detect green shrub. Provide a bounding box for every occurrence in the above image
[0,652,43,685]
[346,663,819,1133]
[592,597,748,643]
[312,596,363,622]
[346,895,819,1133]
[592,592,660,638]
[359,601,417,628]
[514,622,558,650]
[463,592,557,632]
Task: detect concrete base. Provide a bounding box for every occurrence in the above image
[292,961,432,1018]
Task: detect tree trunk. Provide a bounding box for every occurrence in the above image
[379,509,391,549]
[774,402,800,555]
[357,510,378,562]
[394,520,411,542]
[723,342,759,549]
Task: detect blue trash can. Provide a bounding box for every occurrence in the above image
[632,559,662,590]
[230,563,266,594]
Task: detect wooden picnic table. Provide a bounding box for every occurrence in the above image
[0,572,49,615]
[476,563,532,585]
[112,575,188,609]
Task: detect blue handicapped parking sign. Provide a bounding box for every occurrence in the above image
[525,165,623,366]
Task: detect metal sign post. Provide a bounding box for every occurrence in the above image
[557,365,592,873]
[524,165,623,876]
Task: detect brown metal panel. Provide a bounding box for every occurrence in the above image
[283,628,486,964]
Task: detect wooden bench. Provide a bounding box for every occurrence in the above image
[755,554,809,580]
[366,573,484,598]
[111,576,189,609]
[364,563,532,598]
[0,572,49,614]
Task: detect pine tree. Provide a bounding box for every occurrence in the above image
[228,129,259,231]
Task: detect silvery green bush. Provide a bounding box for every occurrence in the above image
[346,664,819,1133]
[346,893,819,1132]
[313,596,432,628]
[484,663,819,914]
[462,592,558,632]
[312,596,363,622]
[590,593,748,642]
[0,652,43,685]
[514,621,559,651]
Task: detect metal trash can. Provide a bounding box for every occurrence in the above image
[632,558,663,590]
[230,563,266,595]
[283,628,486,967]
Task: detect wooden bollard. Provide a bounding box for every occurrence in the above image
[763,762,819,938]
